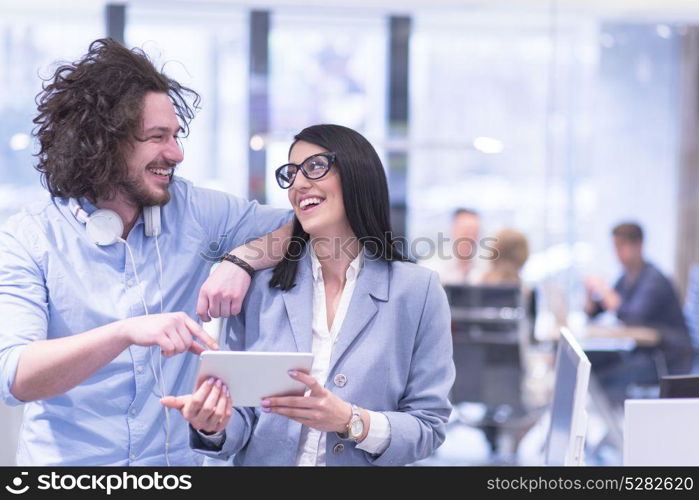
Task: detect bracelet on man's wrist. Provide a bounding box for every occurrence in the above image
[220,253,256,279]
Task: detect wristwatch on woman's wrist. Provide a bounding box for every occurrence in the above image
[337,404,364,442]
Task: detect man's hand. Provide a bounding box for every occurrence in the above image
[196,261,251,322]
[119,312,219,356]
[161,377,232,433]
[584,275,607,296]
[584,275,621,313]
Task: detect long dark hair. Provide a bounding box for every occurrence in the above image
[269,124,410,290]
[33,38,200,202]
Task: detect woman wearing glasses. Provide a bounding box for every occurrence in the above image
[164,124,454,466]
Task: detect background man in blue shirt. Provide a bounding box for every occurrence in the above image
[585,222,693,403]
[0,38,291,465]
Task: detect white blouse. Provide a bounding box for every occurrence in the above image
[295,247,391,466]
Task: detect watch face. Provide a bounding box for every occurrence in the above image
[350,418,363,437]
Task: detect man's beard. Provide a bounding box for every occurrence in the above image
[121,163,173,207]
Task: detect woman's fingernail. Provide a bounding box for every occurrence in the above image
[215,378,222,388]
[207,377,215,385]
[224,386,229,396]
[261,407,270,413]
[288,370,298,377]
[260,399,270,407]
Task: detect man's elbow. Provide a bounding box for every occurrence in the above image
[8,378,33,404]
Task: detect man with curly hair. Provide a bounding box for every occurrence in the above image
[0,38,292,465]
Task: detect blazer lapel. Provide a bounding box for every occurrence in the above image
[328,253,389,372]
[281,251,314,353]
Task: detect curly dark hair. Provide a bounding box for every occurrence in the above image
[33,38,200,202]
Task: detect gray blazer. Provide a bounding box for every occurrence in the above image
[191,248,455,466]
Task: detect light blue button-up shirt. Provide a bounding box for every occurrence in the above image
[0,177,290,466]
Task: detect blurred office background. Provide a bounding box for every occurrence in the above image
[2,0,699,465]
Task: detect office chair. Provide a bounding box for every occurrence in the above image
[446,284,543,462]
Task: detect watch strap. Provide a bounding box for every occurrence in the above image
[337,404,362,441]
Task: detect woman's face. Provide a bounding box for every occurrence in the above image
[287,140,348,237]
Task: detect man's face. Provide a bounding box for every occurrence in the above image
[452,213,480,260]
[613,236,643,269]
[121,92,184,206]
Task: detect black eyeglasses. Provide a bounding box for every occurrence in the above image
[275,152,336,189]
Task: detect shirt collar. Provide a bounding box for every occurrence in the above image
[79,196,98,213]
[309,243,364,283]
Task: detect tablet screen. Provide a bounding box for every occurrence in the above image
[196,351,314,407]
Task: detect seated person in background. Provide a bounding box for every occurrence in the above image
[163,124,455,466]
[482,228,536,324]
[421,208,486,285]
[585,222,693,401]
[482,228,529,286]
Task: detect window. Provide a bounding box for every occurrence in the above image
[265,9,387,208]
[409,8,680,323]
[127,3,249,198]
[0,2,103,223]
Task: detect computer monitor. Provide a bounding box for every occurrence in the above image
[444,284,521,309]
[660,374,699,398]
[544,328,591,466]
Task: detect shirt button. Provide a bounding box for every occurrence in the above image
[126,279,134,287]
[333,374,347,387]
[130,454,137,461]
[130,408,137,415]
[333,443,345,455]
[136,365,144,374]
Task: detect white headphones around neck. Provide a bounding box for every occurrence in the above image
[69,198,161,245]
[69,197,172,465]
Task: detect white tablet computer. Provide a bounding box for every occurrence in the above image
[196,351,314,407]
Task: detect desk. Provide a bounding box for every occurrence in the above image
[624,399,699,465]
[584,325,660,347]
[576,325,661,457]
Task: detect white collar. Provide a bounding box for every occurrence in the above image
[309,243,364,283]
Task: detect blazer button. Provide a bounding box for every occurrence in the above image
[333,374,347,387]
[333,443,345,455]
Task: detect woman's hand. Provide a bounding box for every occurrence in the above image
[160,377,232,433]
[261,371,352,433]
